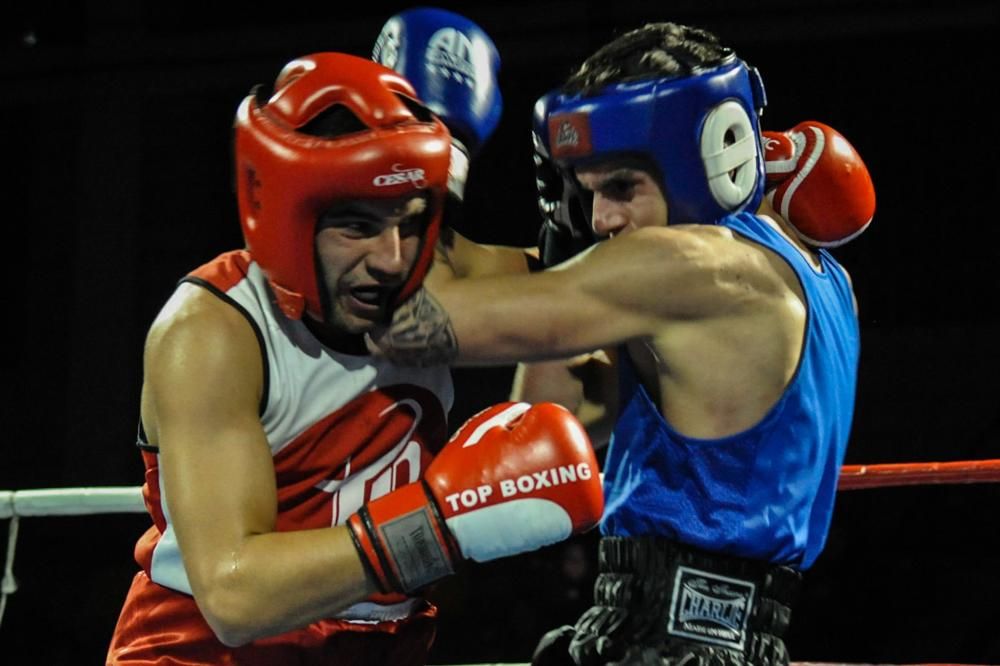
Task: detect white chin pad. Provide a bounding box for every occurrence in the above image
[446,498,572,562]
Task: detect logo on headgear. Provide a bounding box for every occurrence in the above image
[373,17,403,70]
[556,122,579,148]
[426,28,476,89]
[548,113,592,159]
[373,163,428,189]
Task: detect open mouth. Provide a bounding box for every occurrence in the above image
[347,285,389,313]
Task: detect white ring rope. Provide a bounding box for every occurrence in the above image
[0,487,145,628]
[0,486,145,519]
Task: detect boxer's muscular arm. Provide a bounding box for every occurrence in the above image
[143,284,375,646]
[383,223,785,366]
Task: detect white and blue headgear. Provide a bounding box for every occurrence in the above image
[537,56,768,226]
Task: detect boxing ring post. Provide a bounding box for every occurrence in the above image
[2,464,999,661]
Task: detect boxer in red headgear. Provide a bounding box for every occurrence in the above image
[234,53,450,322]
[106,52,603,665]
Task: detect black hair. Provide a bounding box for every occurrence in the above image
[563,22,734,95]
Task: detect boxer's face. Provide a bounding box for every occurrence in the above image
[314,194,428,334]
[576,163,667,239]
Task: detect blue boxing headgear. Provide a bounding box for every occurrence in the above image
[538,57,768,226]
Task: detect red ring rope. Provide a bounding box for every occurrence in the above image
[838,459,1000,490]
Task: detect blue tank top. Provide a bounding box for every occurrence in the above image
[601,212,860,569]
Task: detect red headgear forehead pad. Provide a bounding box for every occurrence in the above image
[234,52,451,321]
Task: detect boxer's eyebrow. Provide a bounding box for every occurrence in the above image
[595,169,641,187]
[581,169,642,202]
[577,164,645,190]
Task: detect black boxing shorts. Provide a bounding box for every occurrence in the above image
[535,536,801,666]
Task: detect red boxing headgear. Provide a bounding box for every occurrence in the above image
[234,52,452,321]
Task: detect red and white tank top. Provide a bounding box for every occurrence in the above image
[135,250,454,621]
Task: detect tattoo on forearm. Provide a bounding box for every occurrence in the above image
[378,289,458,367]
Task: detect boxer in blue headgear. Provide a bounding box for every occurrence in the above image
[532,25,872,264]
[540,54,767,227]
[532,24,767,268]
[372,21,867,666]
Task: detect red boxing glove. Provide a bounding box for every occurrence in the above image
[348,402,603,594]
[763,121,876,247]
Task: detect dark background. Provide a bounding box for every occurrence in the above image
[2,0,998,663]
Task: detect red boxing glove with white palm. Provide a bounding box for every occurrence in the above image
[348,402,604,594]
[763,120,876,247]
